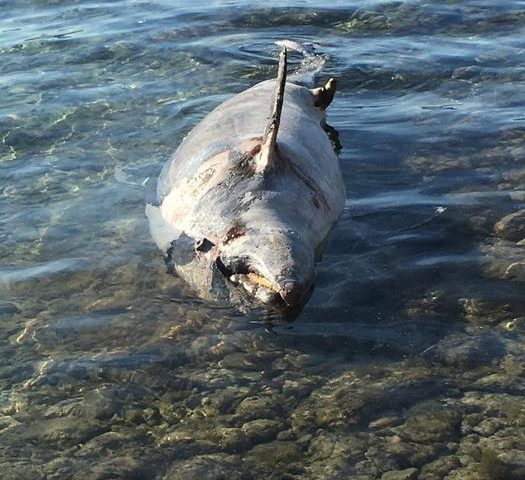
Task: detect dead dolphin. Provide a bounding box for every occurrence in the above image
[146,46,345,312]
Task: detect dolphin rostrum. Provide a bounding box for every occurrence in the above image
[146,46,345,313]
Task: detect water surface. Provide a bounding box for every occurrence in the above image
[1,1,525,479]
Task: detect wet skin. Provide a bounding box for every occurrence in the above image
[147,75,344,313]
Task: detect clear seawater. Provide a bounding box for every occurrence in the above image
[1,1,524,479]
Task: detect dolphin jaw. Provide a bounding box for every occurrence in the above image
[215,229,315,310]
[226,268,312,309]
[228,270,281,302]
[228,272,279,305]
[221,262,294,308]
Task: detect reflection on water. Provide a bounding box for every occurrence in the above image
[1,0,525,478]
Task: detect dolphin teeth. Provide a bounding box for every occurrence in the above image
[246,273,279,293]
[229,273,279,294]
[229,274,256,294]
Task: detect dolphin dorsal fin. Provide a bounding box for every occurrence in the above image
[255,47,287,174]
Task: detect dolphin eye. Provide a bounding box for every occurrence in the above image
[194,238,215,253]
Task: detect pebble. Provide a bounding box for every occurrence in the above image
[369,415,402,430]
[241,418,284,443]
[244,440,302,468]
[234,395,283,422]
[381,467,418,480]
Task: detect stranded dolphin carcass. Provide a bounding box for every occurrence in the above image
[146,47,345,313]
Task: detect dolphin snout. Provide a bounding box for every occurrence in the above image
[279,280,312,307]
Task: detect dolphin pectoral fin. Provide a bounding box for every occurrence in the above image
[312,77,337,110]
[166,234,229,298]
[323,121,342,154]
[255,47,287,174]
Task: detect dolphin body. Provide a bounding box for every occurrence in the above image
[147,48,345,313]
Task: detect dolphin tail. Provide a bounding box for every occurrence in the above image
[255,47,287,174]
[312,77,337,110]
[275,40,326,87]
[275,40,336,110]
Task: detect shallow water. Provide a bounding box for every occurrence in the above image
[1,1,525,479]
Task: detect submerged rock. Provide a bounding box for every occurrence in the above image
[216,427,248,451]
[2,464,46,480]
[503,261,525,282]
[76,428,152,459]
[381,467,418,480]
[244,440,303,471]
[422,333,505,367]
[494,209,525,242]
[234,395,284,423]
[217,419,284,452]
[497,449,525,480]
[478,448,510,480]
[73,456,148,480]
[81,387,126,420]
[458,298,514,326]
[419,455,461,480]
[483,240,525,283]
[242,418,284,444]
[163,454,244,480]
[0,302,21,317]
[5,416,107,449]
[396,401,462,444]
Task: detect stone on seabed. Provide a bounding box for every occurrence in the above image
[497,449,525,479]
[163,454,244,480]
[244,440,302,467]
[494,209,525,242]
[381,467,418,480]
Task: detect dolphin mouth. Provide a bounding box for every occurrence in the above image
[228,271,282,305]
[216,256,312,309]
[230,272,280,293]
[218,259,311,309]
[216,256,287,306]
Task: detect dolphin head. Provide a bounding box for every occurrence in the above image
[159,221,316,313]
[218,223,315,309]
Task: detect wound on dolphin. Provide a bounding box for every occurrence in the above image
[146,43,345,314]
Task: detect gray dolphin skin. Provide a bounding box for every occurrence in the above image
[147,46,345,313]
